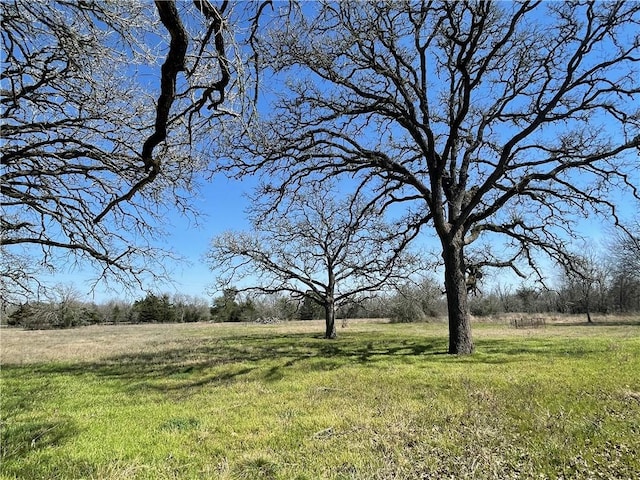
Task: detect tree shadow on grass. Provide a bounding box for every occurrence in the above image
[8,332,450,392]
[1,417,78,463]
[3,329,613,396]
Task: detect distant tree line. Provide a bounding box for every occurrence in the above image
[4,292,210,330]
[469,235,640,320]
[4,229,639,330]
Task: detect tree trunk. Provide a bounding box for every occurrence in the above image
[619,278,625,312]
[324,301,337,339]
[442,240,474,354]
[585,291,592,323]
[581,282,593,323]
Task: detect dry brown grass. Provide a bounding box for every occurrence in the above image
[472,311,640,324]
[0,319,387,365]
[0,322,217,365]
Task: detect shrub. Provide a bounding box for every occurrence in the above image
[389,279,445,323]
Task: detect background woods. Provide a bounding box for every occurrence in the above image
[5,229,639,329]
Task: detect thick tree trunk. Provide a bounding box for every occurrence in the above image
[324,301,337,339]
[442,240,474,354]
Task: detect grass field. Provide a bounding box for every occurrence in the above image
[1,317,639,479]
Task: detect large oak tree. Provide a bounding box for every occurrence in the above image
[222,0,640,353]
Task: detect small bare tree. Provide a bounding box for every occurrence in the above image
[560,247,609,322]
[206,182,421,338]
[221,1,640,353]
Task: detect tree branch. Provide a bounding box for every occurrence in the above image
[93,0,188,223]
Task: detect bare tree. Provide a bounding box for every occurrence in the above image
[390,276,446,323]
[206,182,421,338]
[221,1,640,353]
[7,283,84,329]
[1,0,252,301]
[171,293,211,323]
[607,219,640,312]
[559,247,609,322]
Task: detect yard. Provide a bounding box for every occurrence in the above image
[1,317,639,479]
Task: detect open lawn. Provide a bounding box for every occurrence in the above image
[1,317,639,479]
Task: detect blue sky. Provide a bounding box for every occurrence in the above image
[26,1,640,305]
[46,174,256,303]
[58,175,634,305]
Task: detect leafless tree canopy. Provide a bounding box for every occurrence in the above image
[609,218,640,278]
[1,0,250,301]
[207,182,422,338]
[220,1,640,352]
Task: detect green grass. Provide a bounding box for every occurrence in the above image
[1,319,639,479]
